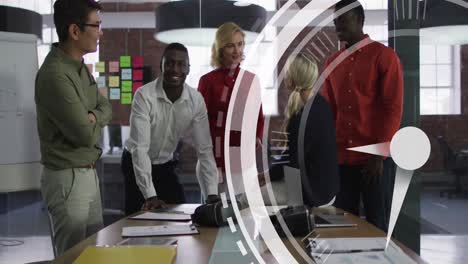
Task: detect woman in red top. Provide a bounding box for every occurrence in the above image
[198,22,264,189]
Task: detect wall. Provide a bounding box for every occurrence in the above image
[99,28,166,125]
[100,2,166,125]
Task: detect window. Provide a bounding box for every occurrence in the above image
[364,25,388,46]
[364,26,462,116]
[360,0,388,10]
[0,0,53,14]
[420,45,461,115]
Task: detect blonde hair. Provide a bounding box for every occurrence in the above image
[283,53,319,131]
[211,22,245,68]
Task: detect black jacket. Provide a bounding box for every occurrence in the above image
[270,94,339,206]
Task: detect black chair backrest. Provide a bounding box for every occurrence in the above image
[437,136,456,169]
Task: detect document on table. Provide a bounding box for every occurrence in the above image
[74,245,176,264]
[122,224,199,237]
[117,237,177,246]
[130,211,191,221]
[308,237,416,264]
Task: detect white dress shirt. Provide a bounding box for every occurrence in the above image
[126,77,218,199]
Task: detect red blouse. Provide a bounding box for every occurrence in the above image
[198,65,264,171]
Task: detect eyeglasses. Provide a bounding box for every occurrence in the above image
[77,22,102,31]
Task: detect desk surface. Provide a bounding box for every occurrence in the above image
[51,204,425,264]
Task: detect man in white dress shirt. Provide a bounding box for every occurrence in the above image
[122,43,219,215]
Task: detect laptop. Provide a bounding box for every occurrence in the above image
[314,213,357,228]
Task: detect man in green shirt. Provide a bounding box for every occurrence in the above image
[35,0,111,255]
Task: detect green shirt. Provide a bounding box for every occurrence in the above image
[35,44,112,170]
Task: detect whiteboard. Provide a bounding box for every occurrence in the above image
[0,31,40,165]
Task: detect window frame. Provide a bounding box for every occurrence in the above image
[420,45,461,116]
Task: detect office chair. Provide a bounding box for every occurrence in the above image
[437,136,468,199]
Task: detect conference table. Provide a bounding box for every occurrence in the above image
[51,204,425,263]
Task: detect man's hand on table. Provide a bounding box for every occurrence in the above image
[141,196,166,210]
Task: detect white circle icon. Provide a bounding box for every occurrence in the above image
[390,126,431,170]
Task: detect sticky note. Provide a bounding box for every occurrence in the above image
[96,76,106,88]
[95,62,105,73]
[120,56,131,68]
[122,80,132,92]
[132,69,143,81]
[109,61,119,73]
[109,88,120,100]
[133,82,143,94]
[132,56,144,68]
[109,76,120,87]
[121,68,132,80]
[121,93,132,105]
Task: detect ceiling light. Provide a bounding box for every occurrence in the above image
[420,0,468,45]
[154,0,267,46]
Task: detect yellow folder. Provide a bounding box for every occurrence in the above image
[73,245,177,264]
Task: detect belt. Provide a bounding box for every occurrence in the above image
[78,162,96,169]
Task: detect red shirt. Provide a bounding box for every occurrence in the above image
[198,65,264,170]
[321,36,404,165]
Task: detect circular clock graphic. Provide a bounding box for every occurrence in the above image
[217,0,463,263]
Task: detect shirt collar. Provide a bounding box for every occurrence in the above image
[219,63,240,74]
[155,77,190,103]
[50,43,84,71]
[340,34,372,54]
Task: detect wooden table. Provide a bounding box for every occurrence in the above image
[51,204,425,263]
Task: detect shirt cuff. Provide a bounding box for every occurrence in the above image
[205,184,218,196]
[141,186,157,200]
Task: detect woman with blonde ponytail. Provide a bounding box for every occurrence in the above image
[269,52,339,207]
[283,53,319,134]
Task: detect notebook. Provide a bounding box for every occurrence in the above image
[73,245,176,264]
[314,213,357,228]
[130,211,191,221]
[122,224,199,237]
[117,237,177,246]
[308,237,416,264]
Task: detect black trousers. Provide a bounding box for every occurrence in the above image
[121,149,186,216]
[335,160,395,233]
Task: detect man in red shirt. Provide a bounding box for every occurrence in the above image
[322,0,403,231]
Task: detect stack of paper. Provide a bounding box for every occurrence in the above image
[122,224,199,237]
[130,211,191,221]
[117,237,177,246]
[74,245,176,264]
[308,237,416,264]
